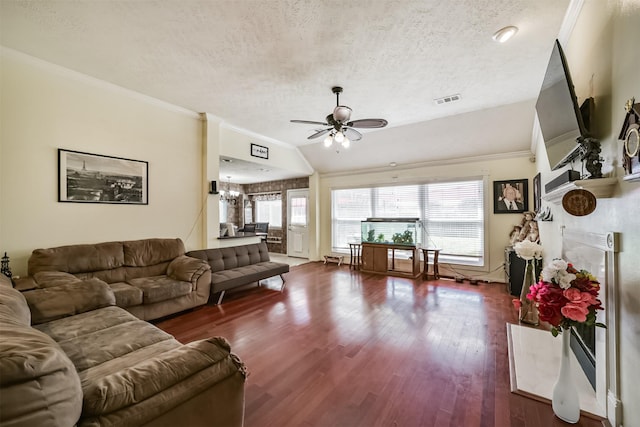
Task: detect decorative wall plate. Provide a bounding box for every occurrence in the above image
[562,189,597,216]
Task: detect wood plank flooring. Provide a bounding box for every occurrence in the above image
[155,262,605,427]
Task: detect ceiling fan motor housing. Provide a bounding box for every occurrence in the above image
[333,105,352,123]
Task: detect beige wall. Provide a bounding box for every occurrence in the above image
[534,1,640,424]
[219,125,313,177]
[0,50,207,276]
[318,154,537,282]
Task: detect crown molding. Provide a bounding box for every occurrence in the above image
[558,0,585,46]
[320,150,534,179]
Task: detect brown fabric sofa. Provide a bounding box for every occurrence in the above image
[0,273,246,427]
[14,238,211,321]
[187,242,289,304]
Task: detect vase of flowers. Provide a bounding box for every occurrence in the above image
[527,259,605,424]
[512,240,543,325]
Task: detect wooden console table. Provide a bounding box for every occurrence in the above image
[361,243,421,279]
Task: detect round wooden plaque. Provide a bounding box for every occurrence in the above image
[562,189,597,216]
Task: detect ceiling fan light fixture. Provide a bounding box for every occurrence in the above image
[334,131,345,143]
[492,26,518,43]
[342,137,351,149]
[333,105,352,123]
[324,134,333,147]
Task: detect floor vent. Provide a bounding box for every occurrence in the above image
[434,94,461,105]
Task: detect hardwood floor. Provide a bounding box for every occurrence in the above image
[155,262,605,427]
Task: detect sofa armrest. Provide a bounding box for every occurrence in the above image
[167,255,211,289]
[13,276,37,292]
[33,271,81,288]
[82,337,247,418]
[24,278,116,325]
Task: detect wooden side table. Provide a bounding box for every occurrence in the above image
[421,248,441,280]
[348,243,362,270]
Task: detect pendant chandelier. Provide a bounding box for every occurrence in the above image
[221,176,239,205]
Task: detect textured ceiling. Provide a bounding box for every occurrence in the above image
[0,0,572,181]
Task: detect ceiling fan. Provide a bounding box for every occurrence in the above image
[291,86,388,149]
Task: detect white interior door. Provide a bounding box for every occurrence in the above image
[287,189,309,258]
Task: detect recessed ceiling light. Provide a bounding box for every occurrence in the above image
[221,158,233,163]
[492,26,518,43]
[389,162,397,167]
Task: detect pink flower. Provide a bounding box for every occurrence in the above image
[512,298,522,309]
[561,303,589,322]
[563,288,598,305]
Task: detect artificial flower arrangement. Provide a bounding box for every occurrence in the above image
[526,259,606,336]
[513,239,543,261]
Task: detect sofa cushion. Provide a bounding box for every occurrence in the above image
[187,242,271,273]
[0,274,31,326]
[75,267,127,284]
[127,276,192,304]
[211,262,289,290]
[0,322,82,426]
[123,238,185,267]
[24,278,116,325]
[28,241,124,275]
[35,306,175,372]
[109,282,144,308]
[81,337,241,417]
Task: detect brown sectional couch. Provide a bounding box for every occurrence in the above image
[187,242,289,304]
[0,273,247,426]
[14,238,211,321]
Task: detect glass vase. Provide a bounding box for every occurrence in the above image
[552,330,581,423]
[518,259,539,325]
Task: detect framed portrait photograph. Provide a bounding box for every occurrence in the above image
[493,179,528,214]
[58,149,148,204]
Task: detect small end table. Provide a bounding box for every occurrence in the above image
[348,243,362,270]
[421,248,441,280]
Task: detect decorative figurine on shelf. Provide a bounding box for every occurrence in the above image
[526,221,540,243]
[508,212,539,246]
[578,136,603,179]
[1,252,12,279]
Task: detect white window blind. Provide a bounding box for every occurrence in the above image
[255,193,282,227]
[331,179,484,265]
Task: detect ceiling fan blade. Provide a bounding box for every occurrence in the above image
[343,127,363,141]
[291,119,329,126]
[346,118,388,128]
[308,128,332,140]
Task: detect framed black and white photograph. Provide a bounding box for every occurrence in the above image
[493,179,528,214]
[533,173,542,213]
[250,143,269,159]
[58,149,148,204]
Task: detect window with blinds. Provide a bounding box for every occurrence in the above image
[331,179,485,265]
[255,193,282,228]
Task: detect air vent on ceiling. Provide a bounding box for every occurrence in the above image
[434,94,461,105]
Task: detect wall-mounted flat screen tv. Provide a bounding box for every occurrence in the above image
[536,39,587,170]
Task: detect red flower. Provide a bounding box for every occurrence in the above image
[531,260,605,334]
[538,303,563,327]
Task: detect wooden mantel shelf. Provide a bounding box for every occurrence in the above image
[542,177,617,204]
